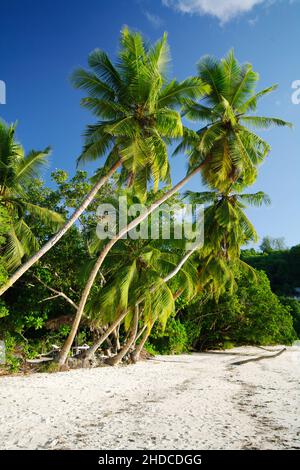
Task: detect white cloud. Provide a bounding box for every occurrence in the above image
[162,0,270,23]
[144,11,164,28]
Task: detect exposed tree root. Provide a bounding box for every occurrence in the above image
[231,348,286,366]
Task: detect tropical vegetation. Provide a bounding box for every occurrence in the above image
[0,29,297,373]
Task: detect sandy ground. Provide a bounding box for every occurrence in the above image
[0,345,299,450]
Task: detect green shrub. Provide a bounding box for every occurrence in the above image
[279,297,300,338]
[1,333,22,372]
[148,317,188,354]
[181,270,296,350]
[0,300,9,319]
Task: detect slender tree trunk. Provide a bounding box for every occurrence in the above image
[131,289,185,363]
[112,326,121,353]
[105,304,139,366]
[131,322,154,363]
[83,309,129,359]
[128,323,147,358]
[33,274,78,309]
[58,161,207,366]
[134,324,147,344]
[163,246,198,282]
[0,160,122,296]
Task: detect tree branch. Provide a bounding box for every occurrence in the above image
[33,274,78,309]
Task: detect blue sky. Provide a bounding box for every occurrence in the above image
[0,0,299,247]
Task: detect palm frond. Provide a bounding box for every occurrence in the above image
[15,148,51,186]
[70,68,115,100]
[184,190,218,205]
[23,202,65,227]
[88,49,122,92]
[238,191,271,207]
[3,228,25,271]
[240,116,292,129]
[158,77,209,107]
[237,85,278,113]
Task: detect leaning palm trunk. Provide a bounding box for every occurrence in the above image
[131,286,185,362]
[131,251,197,361]
[134,324,147,344]
[111,326,121,353]
[105,304,140,366]
[84,309,129,359]
[80,246,198,362]
[0,160,122,296]
[131,321,154,363]
[163,248,199,282]
[58,162,207,366]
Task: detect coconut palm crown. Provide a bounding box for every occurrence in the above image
[185,188,271,297]
[176,51,292,192]
[0,121,64,271]
[71,27,209,196]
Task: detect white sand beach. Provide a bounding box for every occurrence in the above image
[0,345,299,450]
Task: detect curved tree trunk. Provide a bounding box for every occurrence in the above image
[131,322,154,363]
[128,323,147,359]
[131,288,185,363]
[134,324,147,344]
[111,325,121,353]
[105,304,139,366]
[0,160,122,297]
[58,162,207,366]
[83,309,129,359]
[163,247,198,282]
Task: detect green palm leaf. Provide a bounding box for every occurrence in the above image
[3,228,25,271]
[240,116,292,129]
[15,148,51,186]
[70,68,115,100]
[238,191,271,207]
[23,202,64,227]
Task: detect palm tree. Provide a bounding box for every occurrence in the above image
[58,51,289,366]
[130,286,186,363]
[74,28,207,195]
[83,236,199,363]
[185,188,270,298]
[130,188,268,358]
[58,161,209,365]
[177,50,292,192]
[99,187,266,363]
[83,188,268,364]
[0,121,64,273]
[0,28,207,296]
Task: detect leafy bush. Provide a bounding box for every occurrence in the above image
[180,269,296,350]
[148,317,188,354]
[0,300,9,319]
[1,333,22,372]
[279,297,300,337]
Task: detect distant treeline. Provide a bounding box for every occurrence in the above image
[242,242,300,296]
